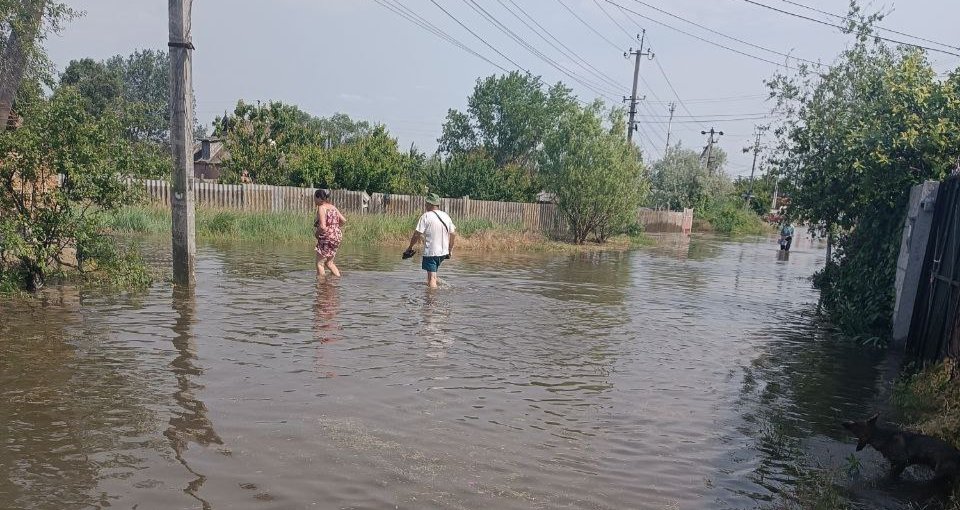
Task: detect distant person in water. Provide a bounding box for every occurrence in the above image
[314,188,346,276]
[405,193,456,288]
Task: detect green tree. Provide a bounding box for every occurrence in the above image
[0,88,144,291]
[648,144,731,210]
[60,49,181,178]
[767,6,960,336]
[216,101,421,193]
[426,150,536,202]
[437,72,578,201]
[327,125,419,193]
[734,172,777,217]
[541,102,647,244]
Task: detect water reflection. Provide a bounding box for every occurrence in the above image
[164,285,221,509]
[2,235,891,509]
[313,279,341,376]
[421,289,453,359]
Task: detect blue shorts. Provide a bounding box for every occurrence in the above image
[421,256,446,273]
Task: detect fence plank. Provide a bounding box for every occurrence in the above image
[128,179,692,235]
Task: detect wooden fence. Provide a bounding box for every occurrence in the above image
[135,179,692,235]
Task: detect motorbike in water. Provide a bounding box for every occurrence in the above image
[779,234,793,251]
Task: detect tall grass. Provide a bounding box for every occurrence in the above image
[107,206,528,246]
[105,205,649,252]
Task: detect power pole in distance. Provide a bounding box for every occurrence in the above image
[746,127,764,202]
[624,30,653,145]
[169,0,197,286]
[701,127,723,174]
[664,101,676,154]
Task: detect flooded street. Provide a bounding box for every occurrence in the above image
[1,234,891,509]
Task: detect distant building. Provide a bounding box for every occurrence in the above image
[194,137,226,181]
[536,191,555,204]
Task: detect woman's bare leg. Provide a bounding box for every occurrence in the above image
[325,256,341,277]
[316,252,326,275]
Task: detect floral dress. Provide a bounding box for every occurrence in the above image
[315,206,343,258]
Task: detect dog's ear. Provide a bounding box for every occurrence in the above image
[868,413,879,425]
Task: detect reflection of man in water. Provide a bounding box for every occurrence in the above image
[421,290,452,359]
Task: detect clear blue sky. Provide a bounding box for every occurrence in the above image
[45,0,960,176]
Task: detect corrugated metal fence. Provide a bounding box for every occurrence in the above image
[134,179,692,235]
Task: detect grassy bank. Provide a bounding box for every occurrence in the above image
[695,198,771,236]
[105,205,652,252]
[768,360,960,510]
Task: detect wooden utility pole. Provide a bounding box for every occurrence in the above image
[664,102,676,154]
[746,127,763,201]
[624,30,652,145]
[701,127,723,174]
[168,0,196,286]
[0,0,44,126]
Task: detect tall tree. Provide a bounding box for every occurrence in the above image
[648,145,731,211]
[767,6,960,335]
[541,103,648,244]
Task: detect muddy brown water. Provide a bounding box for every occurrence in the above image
[1,233,904,509]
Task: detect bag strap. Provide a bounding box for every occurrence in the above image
[432,210,450,234]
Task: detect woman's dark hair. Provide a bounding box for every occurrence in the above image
[315,188,331,201]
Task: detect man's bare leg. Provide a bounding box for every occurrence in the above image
[427,271,439,288]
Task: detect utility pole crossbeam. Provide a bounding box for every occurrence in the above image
[624,30,653,145]
[700,127,723,175]
[169,0,196,286]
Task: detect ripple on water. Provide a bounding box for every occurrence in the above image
[1,234,894,509]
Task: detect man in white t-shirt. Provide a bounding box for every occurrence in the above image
[405,193,456,288]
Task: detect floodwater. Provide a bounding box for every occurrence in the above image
[1,233,898,509]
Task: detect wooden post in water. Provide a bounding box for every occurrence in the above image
[168,0,196,285]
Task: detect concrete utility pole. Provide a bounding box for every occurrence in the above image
[624,30,653,145]
[0,0,44,126]
[664,102,676,154]
[169,0,196,286]
[701,127,723,174]
[746,127,763,201]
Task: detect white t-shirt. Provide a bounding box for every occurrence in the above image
[416,210,456,257]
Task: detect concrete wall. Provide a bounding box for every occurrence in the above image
[892,180,940,347]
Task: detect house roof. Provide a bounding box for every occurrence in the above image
[193,137,227,164]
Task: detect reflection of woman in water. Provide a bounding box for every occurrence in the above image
[313,281,340,377]
[314,188,346,277]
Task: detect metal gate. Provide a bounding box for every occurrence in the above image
[907,175,960,362]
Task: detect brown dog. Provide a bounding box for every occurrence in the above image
[842,413,960,482]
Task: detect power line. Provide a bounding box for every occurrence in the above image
[650,58,700,121]
[428,0,528,71]
[372,0,510,72]
[555,0,622,51]
[459,0,622,100]
[738,0,960,57]
[775,0,960,51]
[645,94,769,104]
[605,0,797,69]
[591,0,637,42]
[637,111,771,118]
[498,0,625,92]
[641,116,774,124]
[623,0,827,67]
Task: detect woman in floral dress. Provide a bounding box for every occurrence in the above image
[314,188,346,276]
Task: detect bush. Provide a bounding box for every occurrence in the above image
[0,88,146,291]
[541,102,647,244]
[697,198,769,236]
